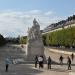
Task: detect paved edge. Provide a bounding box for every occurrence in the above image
[69,72,75,75]
[45,47,75,55]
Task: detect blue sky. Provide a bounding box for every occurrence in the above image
[0,0,75,37]
[0,0,75,16]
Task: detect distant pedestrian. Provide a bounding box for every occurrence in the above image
[47,56,51,69]
[41,56,44,68]
[67,56,71,70]
[71,53,74,61]
[38,56,43,69]
[59,55,63,65]
[5,57,11,72]
[35,56,38,68]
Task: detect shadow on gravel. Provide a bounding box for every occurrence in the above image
[50,68,67,72]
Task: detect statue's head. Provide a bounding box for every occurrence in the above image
[33,18,38,25]
[33,18,36,22]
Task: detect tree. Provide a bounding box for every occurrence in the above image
[0,34,6,46]
[19,36,27,44]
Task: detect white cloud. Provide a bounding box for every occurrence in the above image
[27,10,42,14]
[44,11,53,16]
[0,10,63,37]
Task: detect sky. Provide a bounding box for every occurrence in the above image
[0,0,75,37]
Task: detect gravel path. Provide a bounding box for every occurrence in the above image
[0,44,75,75]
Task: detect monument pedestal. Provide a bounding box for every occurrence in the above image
[27,40,44,60]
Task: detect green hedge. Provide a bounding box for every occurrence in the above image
[42,26,75,47]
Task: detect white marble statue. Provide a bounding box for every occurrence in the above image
[27,18,44,60]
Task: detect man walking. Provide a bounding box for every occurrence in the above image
[47,56,52,69]
[67,56,71,70]
[35,55,38,68]
[71,53,74,61]
[59,55,63,65]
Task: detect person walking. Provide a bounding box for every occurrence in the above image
[35,55,38,68]
[38,56,43,69]
[47,56,51,69]
[59,55,63,65]
[5,57,11,72]
[71,53,74,61]
[41,56,44,68]
[67,56,71,70]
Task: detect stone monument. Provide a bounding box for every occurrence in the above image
[27,18,44,60]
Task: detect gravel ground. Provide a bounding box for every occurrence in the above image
[0,44,75,75]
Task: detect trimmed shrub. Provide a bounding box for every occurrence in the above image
[42,26,75,48]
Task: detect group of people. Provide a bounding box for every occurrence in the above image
[35,56,44,68]
[35,53,74,70]
[35,55,52,69]
[5,53,74,72]
[59,53,74,70]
